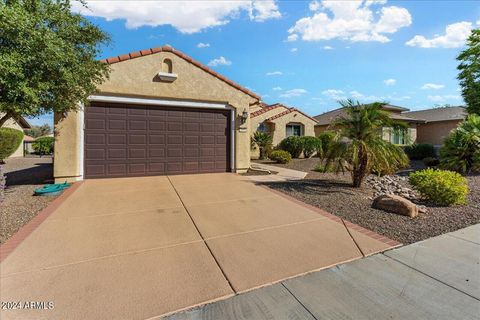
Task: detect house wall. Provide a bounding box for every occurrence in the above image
[381,124,417,145]
[314,125,329,136]
[250,110,316,159]
[54,51,258,182]
[2,117,25,158]
[416,120,460,146]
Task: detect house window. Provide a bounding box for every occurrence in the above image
[286,124,303,137]
[391,128,408,145]
[257,122,268,133]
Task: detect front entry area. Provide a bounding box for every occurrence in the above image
[84,102,231,179]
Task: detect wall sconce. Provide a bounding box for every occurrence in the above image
[241,109,249,124]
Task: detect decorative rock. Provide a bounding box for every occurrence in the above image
[418,205,428,213]
[372,194,419,218]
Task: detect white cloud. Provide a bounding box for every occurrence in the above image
[322,89,345,100]
[266,71,283,76]
[197,42,210,48]
[280,88,307,98]
[290,47,298,52]
[406,21,472,48]
[273,86,282,91]
[309,0,321,11]
[384,78,396,86]
[427,95,462,102]
[287,1,411,43]
[72,0,281,33]
[350,90,364,99]
[207,56,232,67]
[421,83,445,90]
[323,45,334,50]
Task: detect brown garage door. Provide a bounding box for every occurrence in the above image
[84,102,231,178]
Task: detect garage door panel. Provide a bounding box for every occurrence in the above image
[85,102,230,178]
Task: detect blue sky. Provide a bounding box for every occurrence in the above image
[28,0,479,126]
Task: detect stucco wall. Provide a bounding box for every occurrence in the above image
[416,120,460,146]
[54,52,258,182]
[314,125,328,136]
[2,116,24,158]
[250,109,316,159]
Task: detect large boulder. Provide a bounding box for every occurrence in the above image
[372,194,419,218]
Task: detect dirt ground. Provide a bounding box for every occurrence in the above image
[256,158,480,244]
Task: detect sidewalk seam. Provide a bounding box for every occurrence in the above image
[166,175,237,294]
[281,282,319,320]
[382,254,480,302]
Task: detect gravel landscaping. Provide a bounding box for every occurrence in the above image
[0,157,55,244]
[255,158,480,244]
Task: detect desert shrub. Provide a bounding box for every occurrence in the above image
[251,132,273,160]
[269,150,292,164]
[404,143,436,160]
[317,131,336,159]
[409,169,469,206]
[440,114,480,174]
[313,161,335,173]
[300,136,320,158]
[0,128,24,161]
[371,143,409,176]
[423,157,440,167]
[32,137,55,155]
[279,136,303,158]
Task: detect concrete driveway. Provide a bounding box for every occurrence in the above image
[1,173,397,319]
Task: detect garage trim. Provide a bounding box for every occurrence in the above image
[79,94,236,179]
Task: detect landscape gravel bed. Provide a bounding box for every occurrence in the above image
[256,158,480,244]
[0,157,55,244]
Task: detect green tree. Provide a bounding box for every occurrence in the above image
[325,100,409,187]
[457,29,480,115]
[440,114,480,173]
[25,123,52,138]
[0,0,110,127]
[251,132,272,160]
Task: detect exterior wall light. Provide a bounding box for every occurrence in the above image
[241,109,249,124]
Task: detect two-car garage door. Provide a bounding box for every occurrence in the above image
[84,102,231,179]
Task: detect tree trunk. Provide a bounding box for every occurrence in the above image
[352,146,369,188]
[0,112,12,127]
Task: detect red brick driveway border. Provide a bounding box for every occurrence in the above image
[259,185,402,254]
[0,182,83,263]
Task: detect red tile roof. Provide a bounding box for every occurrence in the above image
[250,104,282,118]
[266,106,318,123]
[101,46,260,100]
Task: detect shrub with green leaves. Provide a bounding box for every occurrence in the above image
[0,128,24,161]
[269,150,292,164]
[300,136,320,158]
[409,169,469,206]
[279,136,303,158]
[404,143,436,160]
[251,132,273,160]
[440,114,480,173]
[423,157,440,167]
[32,137,54,155]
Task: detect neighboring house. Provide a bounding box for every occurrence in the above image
[249,102,317,158]
[24,135,36,154]
[314,104,425,145]
[404,106,467,146]
[0,113,31,158]
[54,46,262,182]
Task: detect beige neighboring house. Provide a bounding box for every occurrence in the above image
[249,102,317,158]
[404,106,467,146]
[54,46,262,182]
[313,104,425,145]
[0,114,31,158]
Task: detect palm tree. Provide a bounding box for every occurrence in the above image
[325,100,409,187]
[252,132,273,160]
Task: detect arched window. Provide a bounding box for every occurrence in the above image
[162,58,173,73]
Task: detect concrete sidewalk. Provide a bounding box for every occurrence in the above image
[165,224,480,320]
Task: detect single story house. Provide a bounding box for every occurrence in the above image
[0,113,31,158]
[314,104,425,145]
[403,106,467,146]
[54,46,262,182]
[249,102,317,158]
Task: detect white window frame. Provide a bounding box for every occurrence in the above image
[286,123,304,137]
[79,94,236,179]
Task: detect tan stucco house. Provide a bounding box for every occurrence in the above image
[313,104,425,145]
[1,113,31,158]
[404,106,467,146]
[249,102,317,158]
[54,46,264,182]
